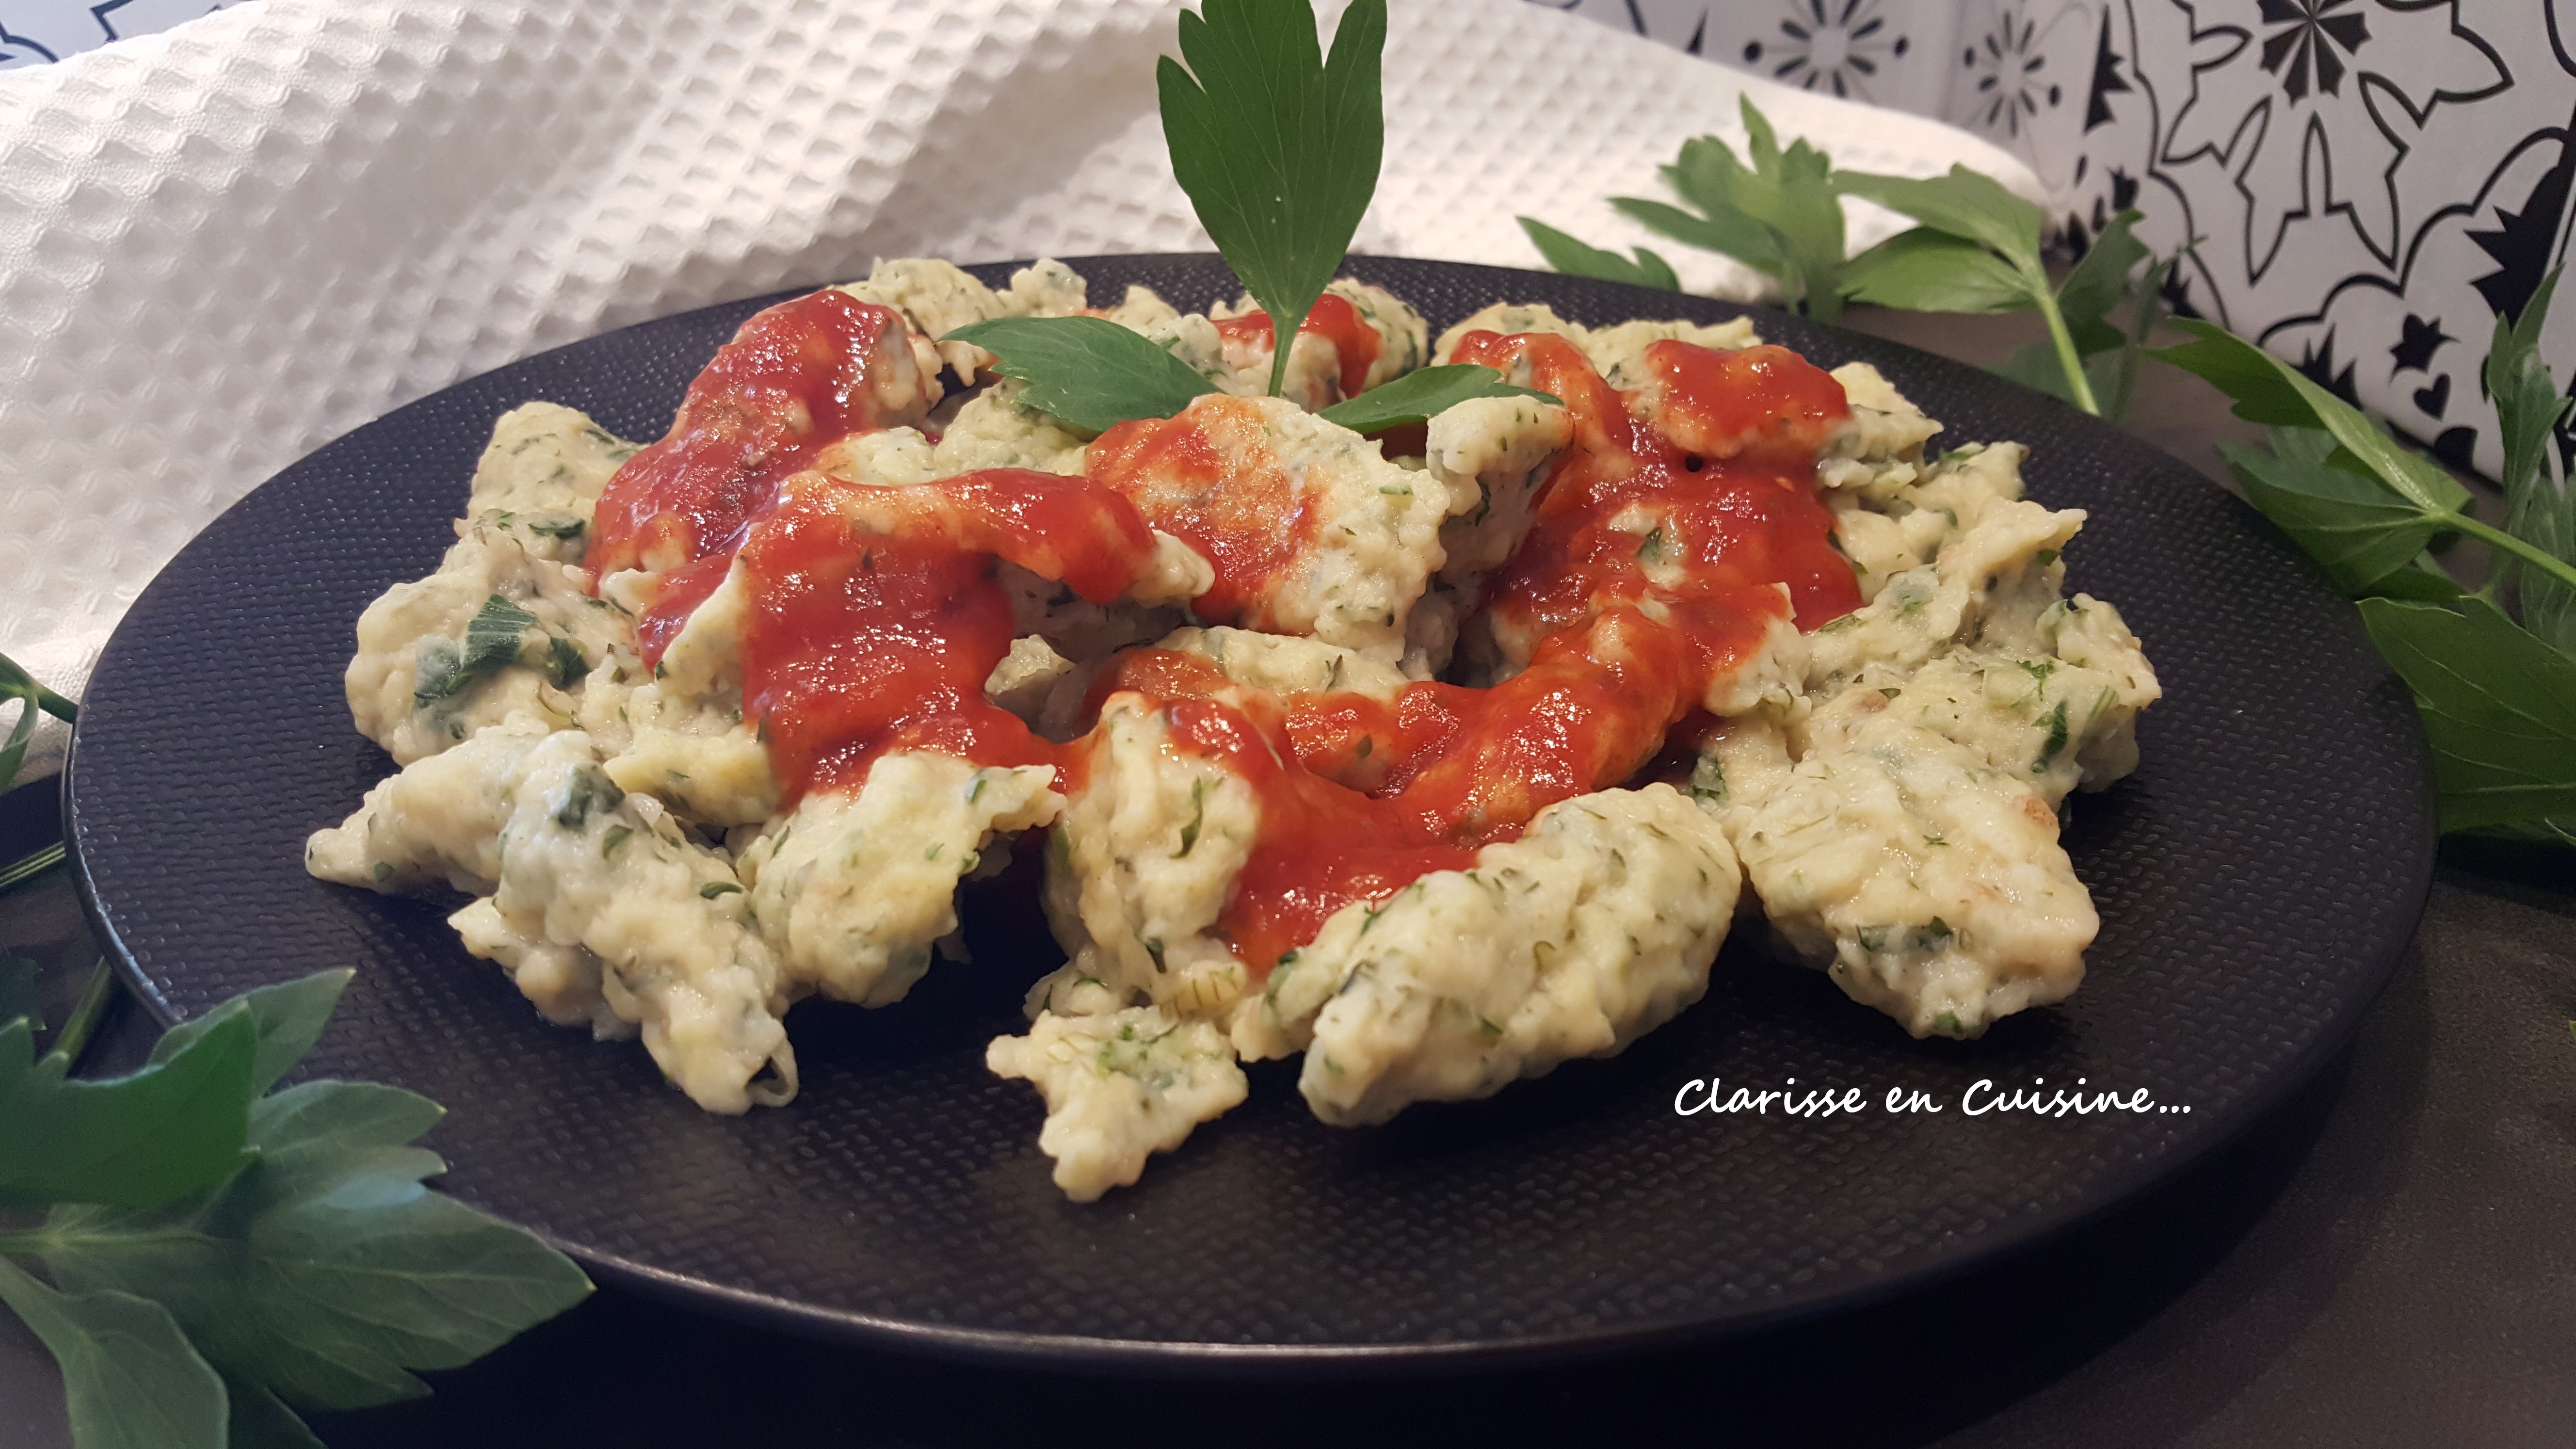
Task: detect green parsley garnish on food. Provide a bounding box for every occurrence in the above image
[1314,364,1557,435]
[1159,0,1385,400]
[948,0,1437,433]
[943,315,1218,434]
[414,594,546,704]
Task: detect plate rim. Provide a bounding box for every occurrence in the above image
[63,252,2440,1374]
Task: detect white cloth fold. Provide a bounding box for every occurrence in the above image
[0,0,2038,784]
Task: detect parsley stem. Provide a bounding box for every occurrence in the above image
[2033,280,2103,417]
[0,842,65,897]
[32,684,76,724]
[2102,255,2174,427]
[2449,512,2576,602]
[45,957,116,1070]
[1265,305,1307,399]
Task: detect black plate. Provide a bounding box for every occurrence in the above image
[65,254,2434,1372]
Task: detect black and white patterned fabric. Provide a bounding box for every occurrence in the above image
[1542,0,2574,483]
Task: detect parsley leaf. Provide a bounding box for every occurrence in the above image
[3,971,593,1446]
[1836,172,2165,419]
[2090,229,2176,425]
[547,634,588,689]
[1689,753,1727,808]
[2158,291,2576,849]
[414,594,544,705]
[1159,0,1386,398]
[2487,268,2576,654]
[929,0,1389,424]
[0,1007,258,1209]
[2358,596,2576,832]
[229,1374,331,1449]
[461,594,540,676]
[1689,101,1848,321]
[1988,323,2122,416]
[1649,131,1788,274]
[1835,163,2043,275]
[1535,99,1845,318]
[945,317,1219,434]
[2360,554,2469,605]
[1840,228,2030,314]
[1976,213,2169,422]
[147,968,354,1096]
[2053,209,2153,332]
[2156,320,2474,515]
[36,1074,585,1413]
[1317,364,1560,435]
[2219,427,2448,593]
[1516,217,1677,292]
[0,1258,227,1449]
[1609,196,1771,276]
[1176,777,1211,857]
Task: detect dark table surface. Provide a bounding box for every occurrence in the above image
[5,299,2572,1449]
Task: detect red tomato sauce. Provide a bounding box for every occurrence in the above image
[1447,329,1642,490]
[1639,340,1853,467]
[1087,396,1310,631]
[1460,334,1861,651]
[613,291,1860,981]
[1089,596,1731,973]
[589,290,914,661]
[735,468,1160,799]
[1210,292,1384,399]
[1085,336,1854,976]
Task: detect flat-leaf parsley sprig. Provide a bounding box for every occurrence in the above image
[1523,99,2181,423]
[950,0,1537,437]
[0,969,594,1449]
[1521,94,2572,852]
[2157,273,2576,847]
[1157,0,1385,401]
[1521,98,1851,321]
[1516,218,1677,295]
[944,316,1221,434]
[1314,364,1558,435]
[1837,177,2173,422]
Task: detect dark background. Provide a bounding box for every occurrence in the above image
[4,300,2572,1448]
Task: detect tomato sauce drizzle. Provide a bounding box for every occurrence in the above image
[1456,334,1861,650]
[1087,396,1309,631]
[1089,592,1748,971]
[1210,292,1384,399]
[736,468,1160,799]
[1100,336,1852,976]
[1639,339,1854,467]
[609,290,1863,982]
[588,289,914,663]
